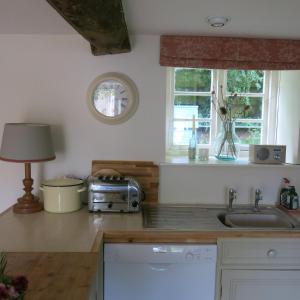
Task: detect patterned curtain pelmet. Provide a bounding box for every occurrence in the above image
[160,35,300,70]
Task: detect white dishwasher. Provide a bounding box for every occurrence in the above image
[104,244,217,300]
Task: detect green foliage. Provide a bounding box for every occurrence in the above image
[227,70,264,93]
[237,128,262,144]
[0,252,10,285]
[0,253,7,277]
[174,68,264,94]
[228,96,262,119]
[245,128,261,144]
[0,252,28,299]
[175,68,211,92]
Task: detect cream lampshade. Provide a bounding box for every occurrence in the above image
[0,123,55,213]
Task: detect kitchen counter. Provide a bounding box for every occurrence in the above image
[2,205,300,252]
[1,205,300,250]
[5,252,98,300]
[0,207,101,252]
[1,205,300,299]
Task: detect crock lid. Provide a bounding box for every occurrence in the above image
[42,178,83,187]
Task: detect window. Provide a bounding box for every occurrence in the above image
[166,68,279,156]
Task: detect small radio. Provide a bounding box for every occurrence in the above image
[249,145,286,164]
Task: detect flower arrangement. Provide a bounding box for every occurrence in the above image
[0,253,28,300]
[211,85,250,160]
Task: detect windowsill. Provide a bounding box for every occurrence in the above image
[161,156,300,167]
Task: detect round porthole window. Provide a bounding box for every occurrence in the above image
[87,72,139,124]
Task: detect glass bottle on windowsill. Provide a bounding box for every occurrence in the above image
[188,115,197,160]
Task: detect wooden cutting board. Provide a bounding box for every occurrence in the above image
[91,160,159,202]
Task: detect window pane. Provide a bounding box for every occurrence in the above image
[173,121,210,145]
[227,70,264,93]
[174,96,211,118]
[175,68,211,92]
[235,122,262,144]
[246,97,263,119]
[227,96,262,119]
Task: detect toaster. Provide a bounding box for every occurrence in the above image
[88,175,142,212]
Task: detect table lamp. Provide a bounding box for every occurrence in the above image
[0,123,55,213]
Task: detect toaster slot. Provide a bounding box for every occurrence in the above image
[91,191,128,203]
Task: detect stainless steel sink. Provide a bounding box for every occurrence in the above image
[143,204,299,230]
[218,212,294,229]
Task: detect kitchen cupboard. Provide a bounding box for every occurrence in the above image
[221,269,300,300]
[217,238,300,300]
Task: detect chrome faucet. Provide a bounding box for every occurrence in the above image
[253,188,263,212]
[228,188,237,211]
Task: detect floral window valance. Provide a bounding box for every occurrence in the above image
[160,35,300,70]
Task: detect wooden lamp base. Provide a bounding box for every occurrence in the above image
[13,163,43,214]
[13,196,43,214]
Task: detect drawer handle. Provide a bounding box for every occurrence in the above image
[267,249,277,257]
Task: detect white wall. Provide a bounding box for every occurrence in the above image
[1,34,300,212]
[0,34,165,212]
[277,71,300,164]
[160,164,300,205]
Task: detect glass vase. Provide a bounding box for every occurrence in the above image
[214,121,240,161]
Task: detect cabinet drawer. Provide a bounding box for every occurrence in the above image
[218,238,300,267]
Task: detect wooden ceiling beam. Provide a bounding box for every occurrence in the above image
[46,0,131,55]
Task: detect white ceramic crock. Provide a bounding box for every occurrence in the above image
[40,178,86,213]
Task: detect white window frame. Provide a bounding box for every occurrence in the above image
[166,67,279,157]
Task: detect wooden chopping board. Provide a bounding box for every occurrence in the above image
[91,160,159,202]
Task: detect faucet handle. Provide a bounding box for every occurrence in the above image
[255,188,263,200]
[253,188,263,211]
[229,188,237,198]
[228,188,237,211]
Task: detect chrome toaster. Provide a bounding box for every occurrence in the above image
[88,175,142,212]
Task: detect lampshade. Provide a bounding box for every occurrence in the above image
[0,123,56,162]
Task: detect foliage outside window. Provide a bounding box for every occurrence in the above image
[167,68,278,156]
[227,70,265,145]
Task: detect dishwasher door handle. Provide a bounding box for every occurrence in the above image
[152,246,184,254]
[152,246,168,253]
[148,263,172,272]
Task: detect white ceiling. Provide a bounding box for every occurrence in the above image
[0,0,75,34]
[1,0,300,39]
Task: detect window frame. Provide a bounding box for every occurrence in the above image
[166,67,279,157]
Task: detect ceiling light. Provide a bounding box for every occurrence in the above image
[206,16,231,28]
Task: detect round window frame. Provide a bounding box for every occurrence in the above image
[87,72,139,125]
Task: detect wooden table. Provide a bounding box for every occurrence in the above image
[5,252,98,300]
